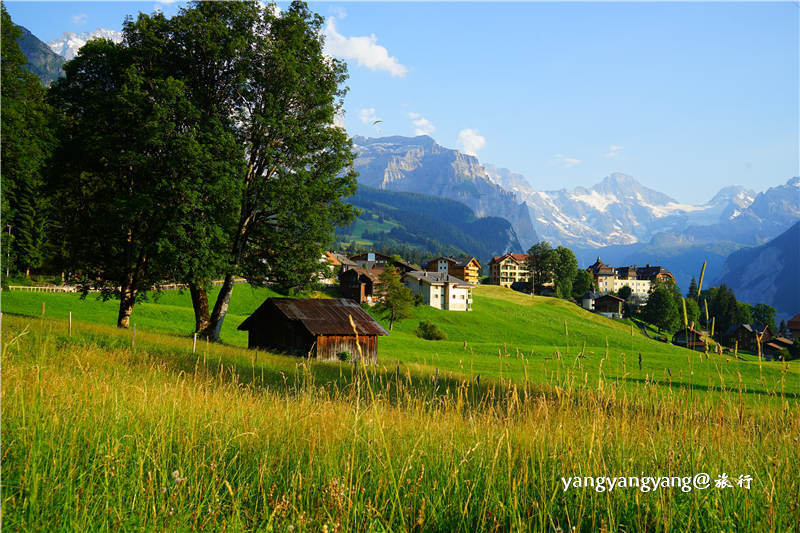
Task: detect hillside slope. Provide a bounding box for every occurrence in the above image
[3,284,795,391]
[16,24,64,85]
[716,220,800,319]
[337,186,522,259]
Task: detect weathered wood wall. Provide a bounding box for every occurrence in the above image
[316,335,377,364]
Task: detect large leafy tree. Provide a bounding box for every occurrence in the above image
[642,278,680,333]
[526,241,554,294]
[1,6,55,277]
[571,269,595,299]
[752,303,776,332]
[48,25,242,328]
[706,284,740,339]
[551,245,578,299]
[167,1,358,340]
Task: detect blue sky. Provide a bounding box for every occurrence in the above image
[6,1,798,203]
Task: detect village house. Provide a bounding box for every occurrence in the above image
[326,251,357,271]
[787,313,800,340]
[724,324,774,353]
[403,271,474,311]
[586,257,674,300]
[593,293,625,318]
[672,325,706,351]
[423,256,482,284]
[764,336,794,358]
[338,268,382,304]
[488,253,530,287]
[237,298,388,363]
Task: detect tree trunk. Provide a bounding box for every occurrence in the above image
[189,281,211,334]
[204,273,235,341]
[117,283,137,329]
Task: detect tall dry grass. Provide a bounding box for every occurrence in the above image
[2,315,799,532]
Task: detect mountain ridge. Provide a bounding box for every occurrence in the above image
[715,221,800,320]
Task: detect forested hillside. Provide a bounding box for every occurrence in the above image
[335,186,523,260]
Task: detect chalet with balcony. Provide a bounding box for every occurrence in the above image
[423,256,482,284]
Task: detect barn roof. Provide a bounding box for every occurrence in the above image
[238,298,388,336]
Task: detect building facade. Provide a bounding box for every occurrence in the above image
[237,298,388,363]
[586,257,674,300]
[403,271,474,311]
[423,256,482,284]
[488,253,530,287]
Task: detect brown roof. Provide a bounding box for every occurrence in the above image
[340,267,381,283]
[490,253,528,264]
[773,337,794,347]
[587,257,614,275]
[238,298,388,336]
[788,314,800,329]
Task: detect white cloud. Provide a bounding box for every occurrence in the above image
[72,13,87,25]
[554,154,582,168]
[323,18,408,78]
[155,0,178,4]
[604,145,623,158]
[359,108,380,125]
[457,129,486,156]
[330,6,347,20]
[408,112,435,136]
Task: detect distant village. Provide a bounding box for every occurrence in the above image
[314,250,799,360]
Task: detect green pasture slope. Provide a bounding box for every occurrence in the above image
[3,285,800,531]
[3,284,798,398]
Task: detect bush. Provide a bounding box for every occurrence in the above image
[336,351,350,362]
[415,320,447,341]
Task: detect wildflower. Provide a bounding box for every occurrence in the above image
[172,470,187,485]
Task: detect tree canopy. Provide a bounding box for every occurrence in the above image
[1,6,55,276]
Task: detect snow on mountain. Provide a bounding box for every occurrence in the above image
[48,29,123,60]
[491,170,788,248]
[351,136,539,248]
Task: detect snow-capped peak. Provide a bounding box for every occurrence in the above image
[48,29,123,60]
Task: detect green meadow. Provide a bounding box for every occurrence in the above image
[2,285,799,531]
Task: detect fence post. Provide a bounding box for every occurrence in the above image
[132,324,136,348]
[69,311,72,336]
[435,367,439,388]
[41,301,45,315]
[193,333,197,354]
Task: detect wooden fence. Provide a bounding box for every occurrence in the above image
[7,278,246,294]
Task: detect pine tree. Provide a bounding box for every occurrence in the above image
[687,277,698,300]
[374,265,414,331]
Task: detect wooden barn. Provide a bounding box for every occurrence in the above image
[237,298,388,363]
[338,267,382,304]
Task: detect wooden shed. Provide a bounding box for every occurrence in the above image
[237,298,388,363]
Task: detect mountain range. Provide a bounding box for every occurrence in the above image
[352,136,538,247]
[47,29,123,60]
[350,135,799,298]
[716,221,800,321]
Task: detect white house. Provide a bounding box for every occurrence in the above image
[402,271,474,311]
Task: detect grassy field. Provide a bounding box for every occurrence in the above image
[2,286,799,531]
